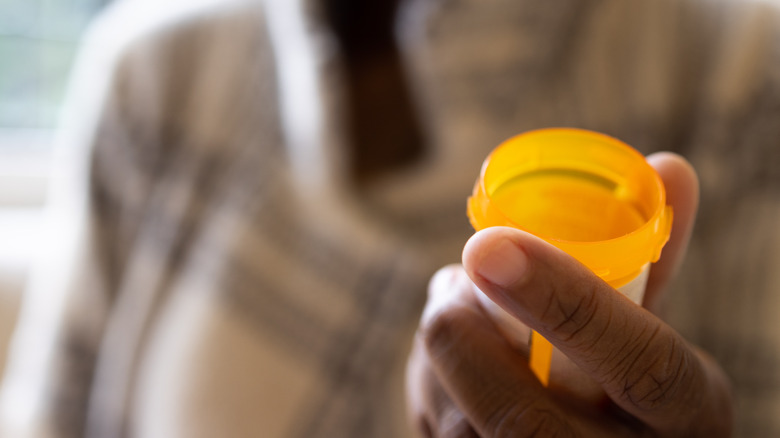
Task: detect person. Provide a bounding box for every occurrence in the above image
[0,0,778,436]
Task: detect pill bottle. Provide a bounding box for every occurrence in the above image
[467,128,672,385]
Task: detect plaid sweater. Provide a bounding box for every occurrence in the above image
[3,0,780,436]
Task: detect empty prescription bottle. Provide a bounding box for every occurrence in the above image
[467,128,672,385]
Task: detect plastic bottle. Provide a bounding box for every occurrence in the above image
[467,128,672,386]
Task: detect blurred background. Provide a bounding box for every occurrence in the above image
[0,0,111,386]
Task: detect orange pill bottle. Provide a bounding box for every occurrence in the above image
[467,128,672,385]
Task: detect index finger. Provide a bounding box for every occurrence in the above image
[462,227,729,436]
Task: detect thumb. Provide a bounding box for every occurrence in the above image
[461,227,727,435]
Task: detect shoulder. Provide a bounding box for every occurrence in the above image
[86,0,269,66]
[79,0,274,107]
[57,0,284,205]
[65,0,282,156]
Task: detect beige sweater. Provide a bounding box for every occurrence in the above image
[2,0,780,436]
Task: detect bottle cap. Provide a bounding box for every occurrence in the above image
[468,128,672,286]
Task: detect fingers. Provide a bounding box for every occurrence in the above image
[418,266,620,437]
[407,336,478,438]
[643,152,700,312]
[420,265,572,437]
[461,227,727,435]
[408,266,481,438]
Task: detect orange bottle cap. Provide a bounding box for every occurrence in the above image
[468,128,672,285]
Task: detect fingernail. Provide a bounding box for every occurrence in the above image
[476,238,528,288]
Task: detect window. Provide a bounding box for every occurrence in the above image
[0,1,112,376]
[0,0,110,206]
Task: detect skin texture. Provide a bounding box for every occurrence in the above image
[406,153,733,437]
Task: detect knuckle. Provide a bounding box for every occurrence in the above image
[484,399,574,438]
[545,282,601,346]
[428,265,466,294]
[415,415,433,438]
[614,329,701,412]
[421,304,477,359]
[437,407,477,438]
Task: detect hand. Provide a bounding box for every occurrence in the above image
[406,153,732,437]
